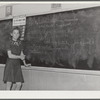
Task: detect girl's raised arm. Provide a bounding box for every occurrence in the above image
[21,51,31,67]
[7,50,21,59]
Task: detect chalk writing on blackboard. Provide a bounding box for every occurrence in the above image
[0,7,100,70]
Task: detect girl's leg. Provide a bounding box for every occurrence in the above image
[11,83,17,90]
[6,82,12,90]
[15,82,22,90]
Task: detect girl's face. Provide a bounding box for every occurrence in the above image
[12,29,20,40]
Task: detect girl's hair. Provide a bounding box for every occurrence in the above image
[12,27,21,34]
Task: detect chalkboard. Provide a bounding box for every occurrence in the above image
[1,6,100,70]
[0,19,12,64]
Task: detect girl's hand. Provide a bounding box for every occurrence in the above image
[25,64,31,67]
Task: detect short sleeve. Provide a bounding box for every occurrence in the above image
[6,41,11,51]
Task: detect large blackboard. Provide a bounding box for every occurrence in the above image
[1,6,100,70]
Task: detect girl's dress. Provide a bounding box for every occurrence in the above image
[3,40,24,83]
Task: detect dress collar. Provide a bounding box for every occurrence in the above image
[11,40,19,46]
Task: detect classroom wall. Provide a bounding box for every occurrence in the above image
[1,3,100,20]
[0,65,100,90]
[1,3,100,90]
[17,67,100,90]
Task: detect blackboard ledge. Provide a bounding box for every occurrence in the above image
[0,64,100,76]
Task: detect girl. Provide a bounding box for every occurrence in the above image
[3,27,30,90]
